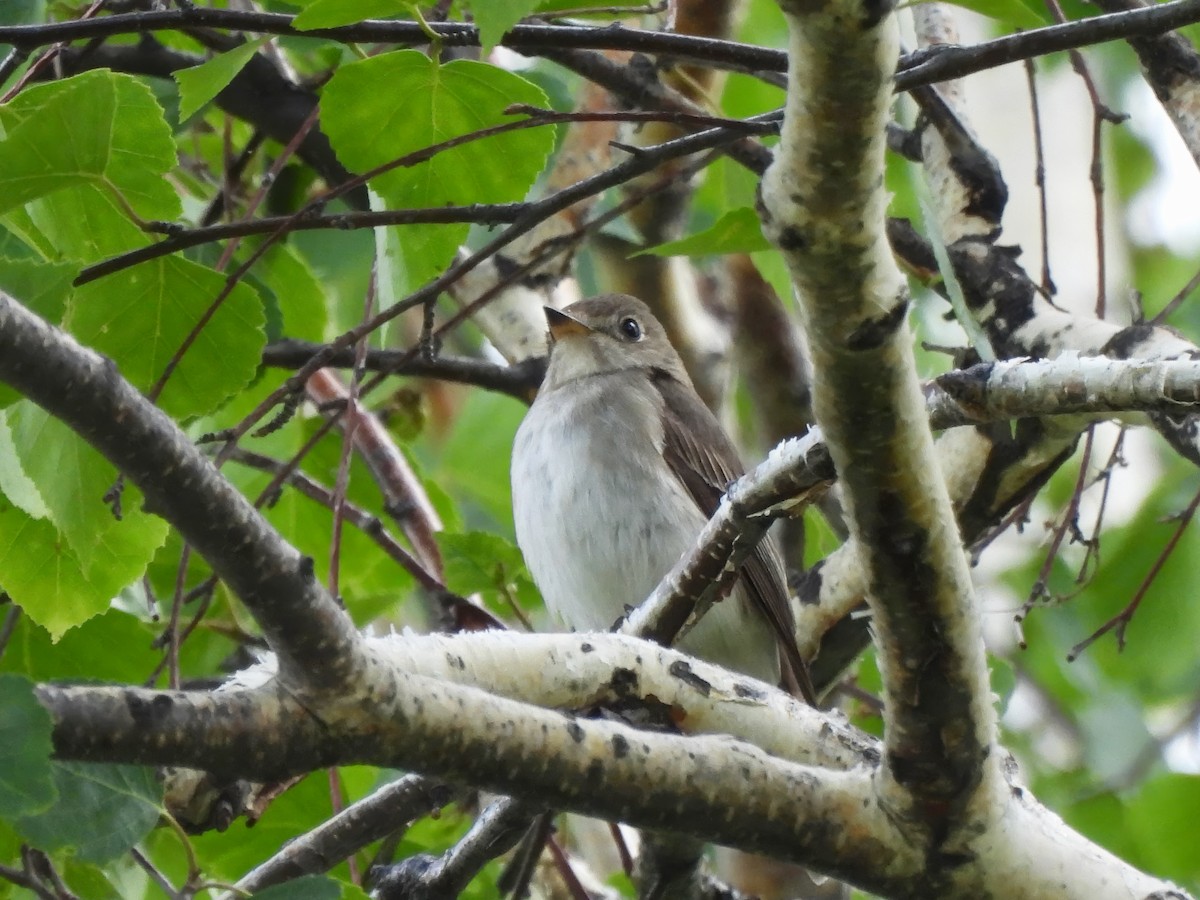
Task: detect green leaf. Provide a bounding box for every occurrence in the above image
[15,182,148,264]
[0,0,44,26]
[293,0,408,29]
[1126,774,1200,883]
[1,405,168,637]
[69,256,265,419]
[0,413,48,519]
[0,609,160,683]
[0,257,75,325]
[464,0,539,50]
[436,530,540,619]
[16,763,161,863]
[188,770,377,881]
[436,531,528,595]
[58,858,121,900]
[0,70,179,222]
[0,504,123,639]
[429,389,526,530]
[638,208,770,257]
[175,38,269,122]
[252,240,329,343]
[7,404,166,571]
[0,674,56,819]
[0,254,73,409]
[321,51,552,295]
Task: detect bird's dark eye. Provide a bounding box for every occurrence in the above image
[618,316,643,341]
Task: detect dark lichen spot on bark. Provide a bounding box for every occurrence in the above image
[126,692,174,726]
[754,183,771,226]
[846,298,908,351]
[668,660,711,696]
[579,641,594,653]
[298,555,315,579]
[775,225,808,253]
[446,654,465,670]
[493,252,520,281]
[611,734,630,758]
[793,561,824,605]
[943,241,1039,355]
[566,720,585,743]
[733,682,766,699]
[1101,323,1159,360]
[934,849,977,869]
[859,0,894,30]
[610,667,639,697]
[957,420,1076,540]
[584,758,605,787]
[1150,410,1200,467]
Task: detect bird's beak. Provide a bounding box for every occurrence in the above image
[544,306,591,342]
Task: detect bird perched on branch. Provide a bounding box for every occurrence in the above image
[511,293,813,702]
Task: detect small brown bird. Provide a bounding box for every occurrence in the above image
[511,294,813,700]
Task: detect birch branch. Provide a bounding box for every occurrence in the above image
[929,355,1200,424]
[37,663,908,887]
[760,0,1000,834]
[35,628,1186,897]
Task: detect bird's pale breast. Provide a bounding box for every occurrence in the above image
[511,373,778,683]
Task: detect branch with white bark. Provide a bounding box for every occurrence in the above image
[760,0,999,830]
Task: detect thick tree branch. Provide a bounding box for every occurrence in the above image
[37,639,911,890]
[368,632,869,770]
[1,219,1189,898]
[36,629,1184,897]
[760,0,998,841]
[928,356,1200,425]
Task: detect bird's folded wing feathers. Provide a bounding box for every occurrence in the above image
[651,371,816,703]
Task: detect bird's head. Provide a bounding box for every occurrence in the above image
[540,294,691,392]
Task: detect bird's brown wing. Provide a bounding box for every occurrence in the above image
[651,370,816,703]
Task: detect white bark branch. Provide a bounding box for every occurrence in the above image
[759,0,999,824]
[929,355,1200,424]
[40,628,1187,897]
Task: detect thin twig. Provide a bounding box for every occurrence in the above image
[1068,483,1200,660]
[1023,55,1055,297]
